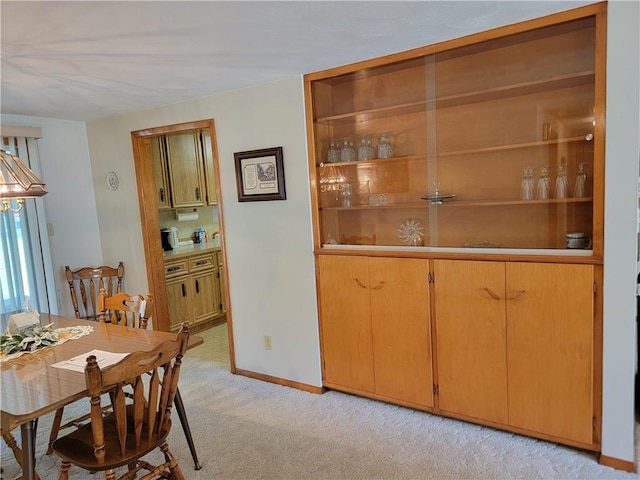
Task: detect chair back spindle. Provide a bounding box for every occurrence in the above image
[66,262,124,320]
[52,324,189,480]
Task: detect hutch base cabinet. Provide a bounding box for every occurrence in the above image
[305,3,606,455]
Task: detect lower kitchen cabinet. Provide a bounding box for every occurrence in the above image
[164,251,224,331]
[317,255,433,408]
[433,259,596,446]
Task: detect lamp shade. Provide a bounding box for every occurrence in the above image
[0,149,47,199]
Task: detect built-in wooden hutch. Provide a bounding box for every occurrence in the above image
[304,2,606,455]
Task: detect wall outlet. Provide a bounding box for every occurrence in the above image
[263,335,272,350]
[47,223,55,236]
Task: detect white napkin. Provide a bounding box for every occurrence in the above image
[52,349,129,373]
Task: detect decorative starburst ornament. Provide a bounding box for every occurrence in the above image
[397,218,424,246]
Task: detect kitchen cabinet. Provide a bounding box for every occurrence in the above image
[433,259,596,446]
[166,131,205,208]
[305,3,605,453]
[201,130,218,205]
[152,136,171,210]
[164,250,224,331]
[318,255,433,408]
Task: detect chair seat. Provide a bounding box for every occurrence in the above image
[51,409,170,472]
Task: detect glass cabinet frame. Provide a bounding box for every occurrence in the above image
[304,4,606,261]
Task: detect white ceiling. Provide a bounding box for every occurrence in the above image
[1,1,594,122]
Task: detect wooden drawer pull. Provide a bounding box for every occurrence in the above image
[483,287,501,300]
[506,290,527,301]
[355,278,368,289]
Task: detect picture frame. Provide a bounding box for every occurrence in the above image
[234,146,286,202]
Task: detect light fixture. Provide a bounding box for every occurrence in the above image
[0,149,48,213]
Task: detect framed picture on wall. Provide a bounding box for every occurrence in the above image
[234,147,286,202]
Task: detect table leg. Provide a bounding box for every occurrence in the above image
[20,420,36,480]
[174,388,202,470]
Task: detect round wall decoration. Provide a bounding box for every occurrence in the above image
[106,171,119,190]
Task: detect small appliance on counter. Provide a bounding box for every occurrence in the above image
[160,229,173,251]
[160,227,180,251]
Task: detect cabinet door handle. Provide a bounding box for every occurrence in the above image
[195,279,200,293]
[355,278,368,289]
[195,187,201,200]
[167,266,181,272]
[483,287,502,300]
[506,290,527,301]
[181,283,186,297]
[160,187,165,203]
[195,260,208,266]
[371,281,385,290]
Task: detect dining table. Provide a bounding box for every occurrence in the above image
[1,313,204,480]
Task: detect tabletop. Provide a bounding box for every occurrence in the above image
[1,313,203,432]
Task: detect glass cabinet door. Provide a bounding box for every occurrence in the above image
[310,15,597,253]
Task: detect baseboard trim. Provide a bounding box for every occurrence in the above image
[234,368,325,394]
[599,454,637,473]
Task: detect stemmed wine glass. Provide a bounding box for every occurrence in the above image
[520,166,535,200]
[536,165,550,200]
[554,162,568,199]
[574,163,587,197]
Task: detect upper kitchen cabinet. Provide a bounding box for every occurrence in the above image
[152,136,171,210]
[304,5,605,259]
[201,130,218,205]
[166,131,206,208]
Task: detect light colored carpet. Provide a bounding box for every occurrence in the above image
[2,323,639,480]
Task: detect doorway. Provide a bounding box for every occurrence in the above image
[130,119,235,372]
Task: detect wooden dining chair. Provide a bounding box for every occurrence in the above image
[1,429,41,480]
[50,323,190,480]
[66,262,124,321]
[46,287,152,455]
[98,289,153,328]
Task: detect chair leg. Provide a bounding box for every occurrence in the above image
[161,441,185,480]
[174,388,202,469]
[47,407,64,454]
[58,461,70,480]
[2,431,41,480]
[2,432,22,466]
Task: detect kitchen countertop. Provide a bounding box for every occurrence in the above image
[163,239,221,260]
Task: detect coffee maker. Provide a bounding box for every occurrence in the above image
[160,229,173,251]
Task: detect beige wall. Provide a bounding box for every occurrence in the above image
[84,76,322,386]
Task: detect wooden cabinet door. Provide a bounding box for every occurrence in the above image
[152,136,171,209]
[434,260,508,424]
[506,262,594,444]
[370,258,433,407]
[165,275,191,331]
[317,255,374,393]
[192,269,220,323]
[201,130,218,205]
[166,132,204,207]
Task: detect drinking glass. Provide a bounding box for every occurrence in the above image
[357,135,374,161]
[340,137,357,162]
[520,166,535,200]
[574,163,587,198]
[378,133,394,159]
[554,162,568,199]
[327,138,340,163]
[536,165,550,200]
[366,136,376,160]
